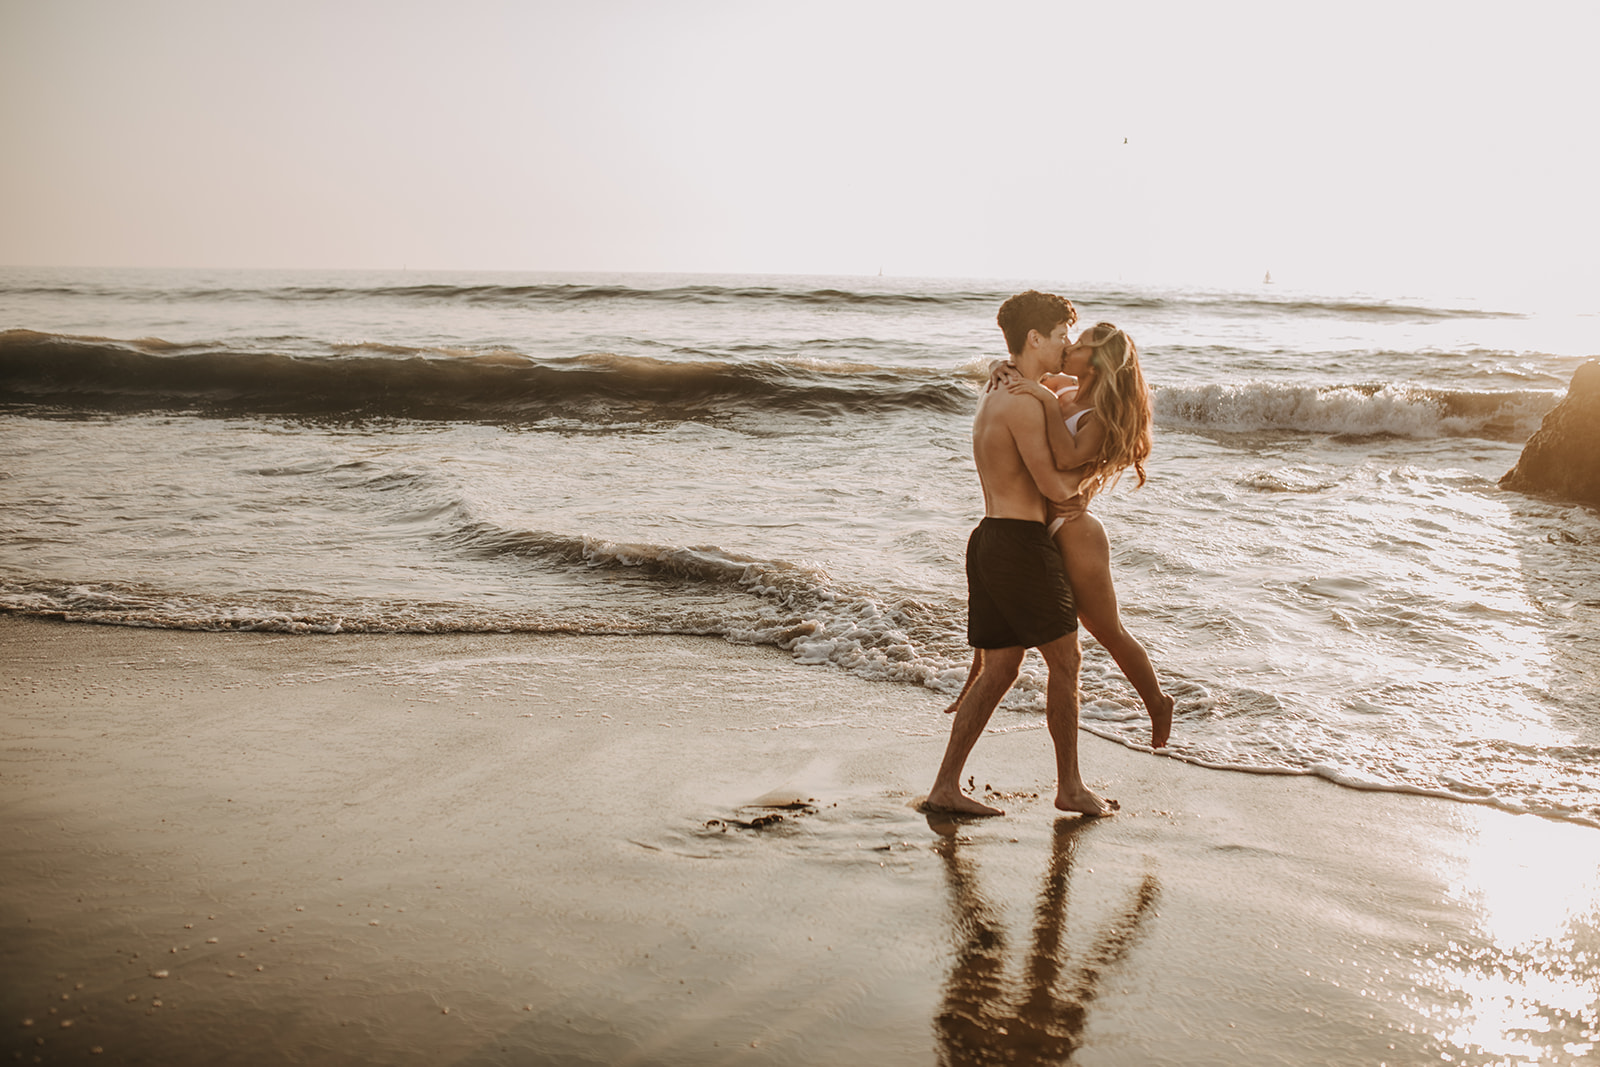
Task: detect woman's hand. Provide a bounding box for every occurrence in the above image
[985,360,1021,393]
[1049,494,1090,528]
[1004,376,1061,406]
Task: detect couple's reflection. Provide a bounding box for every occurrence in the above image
[930,815,1160,1065]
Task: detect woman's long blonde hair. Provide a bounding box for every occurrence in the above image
[1074,322,1152,500]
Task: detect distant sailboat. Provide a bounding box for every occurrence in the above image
[1263,270,1273,284]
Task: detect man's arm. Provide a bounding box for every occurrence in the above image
[1004,394,1082,509]
[993,366,1095,472]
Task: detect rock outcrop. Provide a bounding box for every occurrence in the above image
[1500,358,1600,508]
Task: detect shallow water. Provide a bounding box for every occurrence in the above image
[2,267,1598,824]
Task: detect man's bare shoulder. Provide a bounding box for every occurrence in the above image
[976,386,1044,428]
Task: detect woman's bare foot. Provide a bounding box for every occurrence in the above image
[1055,788,1118,817]
[922,789,1005,817]
[1150,692,1175,749]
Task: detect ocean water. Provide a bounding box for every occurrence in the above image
[3,267,1597,825]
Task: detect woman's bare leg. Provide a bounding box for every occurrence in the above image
[942,649,982,715]
[1056,514,1173,748]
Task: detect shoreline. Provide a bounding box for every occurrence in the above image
[4,617,1598,1065]
[12,608,1592,833]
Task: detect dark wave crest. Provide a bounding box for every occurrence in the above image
[2,276,1522,322]
[1171,294,1520,322]
[0,330,971,422]
[0,280,999,312]
[0,524,967,688]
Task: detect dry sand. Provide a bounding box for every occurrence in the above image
[3,616,1598,1066]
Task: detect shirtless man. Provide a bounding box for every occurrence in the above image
[925,290,1115,818]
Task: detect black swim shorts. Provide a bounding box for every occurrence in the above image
[965,517,1076,649]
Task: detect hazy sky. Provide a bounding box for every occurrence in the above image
[4,0,1598,301]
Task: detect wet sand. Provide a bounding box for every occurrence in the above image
[3,616,1598,1065]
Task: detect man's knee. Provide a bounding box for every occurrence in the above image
[977,647,1025,681]
[1037,633,1080,672]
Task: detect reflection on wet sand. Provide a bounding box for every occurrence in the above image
[931,816,1159,1066]
[1430,814,1600,1062]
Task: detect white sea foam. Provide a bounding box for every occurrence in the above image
[1155,381,1553,439]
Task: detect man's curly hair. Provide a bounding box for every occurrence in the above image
[996,290,1078,356]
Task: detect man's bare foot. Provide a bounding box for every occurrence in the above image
[940,699,958,715]
[922,789,1005,817]
[1055,788,1118,817]
[1150,693,1175,749]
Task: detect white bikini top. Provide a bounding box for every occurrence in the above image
[1064,407,1095,438]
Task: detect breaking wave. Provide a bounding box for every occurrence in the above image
[1157,381,1555,441]
[0,523,972,689]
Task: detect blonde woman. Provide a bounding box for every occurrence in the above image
[945,322,1174,748]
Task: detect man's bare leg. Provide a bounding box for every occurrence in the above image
[941,649,982,715]
[926,646,1025,816]
[1036,632,1117,816]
